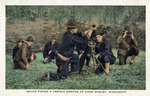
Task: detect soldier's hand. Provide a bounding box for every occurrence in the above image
[79,54,83,59]
[57,53,70,61]
[96,54,99,59]
[62,56,70,61]
[123,31,128,38]
[127,48,130,51]
[118,36,122,39]
[30,55,34,62]
[48,50,52,55]
[88,29,94,37]
[130,31,135,39]
[91,26,97,30]
[44,58,47,62]
[26,64,30,70]
[84,30,89,35]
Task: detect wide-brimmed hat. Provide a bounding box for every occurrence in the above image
[27,36,34,42]
[65,20,79,28]
[95,29,107,36]
[124,26,130,31]
[17,38,24,43]
[51,35,57,40]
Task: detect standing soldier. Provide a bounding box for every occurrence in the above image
[13,36,36,70]
[117,26,139,65]
[43,35,58,64]
[40,20,95,81]
[94,29,116,75]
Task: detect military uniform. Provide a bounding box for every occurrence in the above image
[46,31,90,81]
[13,36,35,70]
[40,20,92,81]
[12,39,24,59]
[12,45,20,59]
[14,44,33,69]
[43,42,58,64]
[117,35,139,65]
[95,38,116,74]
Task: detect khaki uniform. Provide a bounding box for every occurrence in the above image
[117,35,139,65]
[14,43,33,70]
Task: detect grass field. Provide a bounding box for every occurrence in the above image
[6,49,145,89]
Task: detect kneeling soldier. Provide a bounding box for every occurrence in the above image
[12,39,24,59]
[11,39,24,67]
[40,20,94,81]
[13,36,36,70]
[94,30,116,75]
[117,26,139,65]
[43,35,58,64]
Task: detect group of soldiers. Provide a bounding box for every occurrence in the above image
[11,20,139,81]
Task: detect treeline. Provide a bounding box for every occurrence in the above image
[6,6,145,27]
[6,6,145,53]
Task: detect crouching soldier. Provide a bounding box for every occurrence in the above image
[40,20,94,81]
[43,35,58,64]
[11,39,24,67]
[12,39,24,59]
[13,36,36,70]
[117,26,139,65]
[94,30,116,75]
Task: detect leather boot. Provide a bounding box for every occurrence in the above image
[130,55,136,65]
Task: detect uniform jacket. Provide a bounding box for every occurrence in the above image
[43,42,58,58]
[95,39,115,58]
[14,43,32,64]
[57,31,89,58]
[75,33,88,55]
[117,35,138,55]
[12,45,20,59]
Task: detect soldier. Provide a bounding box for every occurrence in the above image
[13,36,36,70]
[94,29,116,75]
[12,39,24,59]
[76,45,91,66]
[43,35,58,64]
[75,27,93,66]
[117,26,139,65]
[40,20,95,81]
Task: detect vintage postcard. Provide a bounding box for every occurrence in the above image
[0,0,149,96]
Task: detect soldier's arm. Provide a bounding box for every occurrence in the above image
[117,36,130,49]
[130,32,138,47]
[117,36,123,44]
[72,28,95,45]
[87,29,95,37]
[132,38,138,47]
[22,45,29,65]
[57,53,70,61]
[72,34,89,45]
